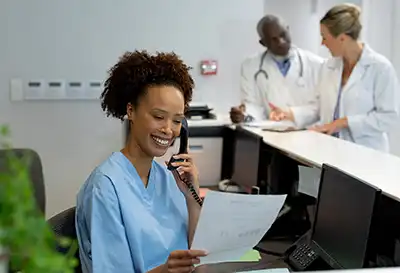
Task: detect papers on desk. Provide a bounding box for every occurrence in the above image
[298,166,322,198]
[249,269,400,273]
[239,269,400,273]
[238,249,261,262]
[191,191,286,265]
[239,269,290,273]
[244,120,298,132]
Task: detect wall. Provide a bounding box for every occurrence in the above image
[0,0,264,217]
[264,0,321,54]
[388,0,400,152]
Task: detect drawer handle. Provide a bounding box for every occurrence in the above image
[189,145,204,151]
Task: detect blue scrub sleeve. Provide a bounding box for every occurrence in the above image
[89,176,136,273]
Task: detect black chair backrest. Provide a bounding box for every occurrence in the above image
[0,148,46,214]
[47,207,82,273]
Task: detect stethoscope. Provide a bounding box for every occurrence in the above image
[254,48,305,87]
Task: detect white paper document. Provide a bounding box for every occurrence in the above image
[191,191,287,265]
[298,166,322,198]
[240,269,290,273]
[245,120,298,131]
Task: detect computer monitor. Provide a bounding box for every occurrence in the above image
[230,126,262,193]
[311,164,381,269]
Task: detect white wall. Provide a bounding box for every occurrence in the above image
[264,0,321,54]
[361,0,394,59]
[388,0,400,151]
[0,0,264,217]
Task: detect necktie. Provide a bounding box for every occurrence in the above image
[332,87,343,138]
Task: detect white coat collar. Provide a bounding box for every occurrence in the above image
[267,45,298,62]
[327,43,375,69]
[288,45,298,60]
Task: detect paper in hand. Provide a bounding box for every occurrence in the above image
[191,191,286,265]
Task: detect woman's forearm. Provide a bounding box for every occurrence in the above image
[186,199,201,247]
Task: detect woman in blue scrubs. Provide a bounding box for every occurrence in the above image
[75,50,208,273]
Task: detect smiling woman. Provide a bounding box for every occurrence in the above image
[75,50,208,273]
[100,50,195,181]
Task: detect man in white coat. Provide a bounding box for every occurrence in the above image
[229,16,324,238]
[230,15,324,123]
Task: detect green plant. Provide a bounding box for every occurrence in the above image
[0,124,77,273]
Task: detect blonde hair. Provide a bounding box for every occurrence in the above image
[320,3,362,40]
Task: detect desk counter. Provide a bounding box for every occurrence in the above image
[187,115,231,127]
[123,114,231,128]
[124,114,400,199]
[244,127,400,201]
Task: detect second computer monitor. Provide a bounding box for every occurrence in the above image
[231,126,262,193]
[312,164,381,269]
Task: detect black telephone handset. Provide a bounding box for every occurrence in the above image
[167,118,203,207]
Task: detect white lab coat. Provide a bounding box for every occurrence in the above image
[240,46,324,120]
[291,44,400,152]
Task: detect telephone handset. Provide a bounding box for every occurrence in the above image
[167,118,203,207]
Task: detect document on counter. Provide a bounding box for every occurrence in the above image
[191,191,287,265]
[244,120,298,132]
[239,269,290,273]
[298,166,322,198]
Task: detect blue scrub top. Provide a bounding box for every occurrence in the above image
[75,152,189,273]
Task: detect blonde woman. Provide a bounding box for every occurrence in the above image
[270,3,399,152]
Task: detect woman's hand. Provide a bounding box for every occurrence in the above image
[162,250,207,273]
[309,118,348,135]
[268,103,294,122]
[168,153,199,198]
[309,123,336,135]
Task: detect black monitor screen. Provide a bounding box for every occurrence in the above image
[312,164,381,269]
[231,127,262,191]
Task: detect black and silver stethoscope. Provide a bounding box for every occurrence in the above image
[254,49,305,87]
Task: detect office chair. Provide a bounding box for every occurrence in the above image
[47,207,82,273]
[0,148,46,214]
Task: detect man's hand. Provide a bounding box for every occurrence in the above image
[229,103,246,123]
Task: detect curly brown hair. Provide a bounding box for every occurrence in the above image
[100,50,194,120]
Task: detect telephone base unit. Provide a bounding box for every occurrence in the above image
[284,236,334,271]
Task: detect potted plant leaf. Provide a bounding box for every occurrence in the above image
[0,124,77,273]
